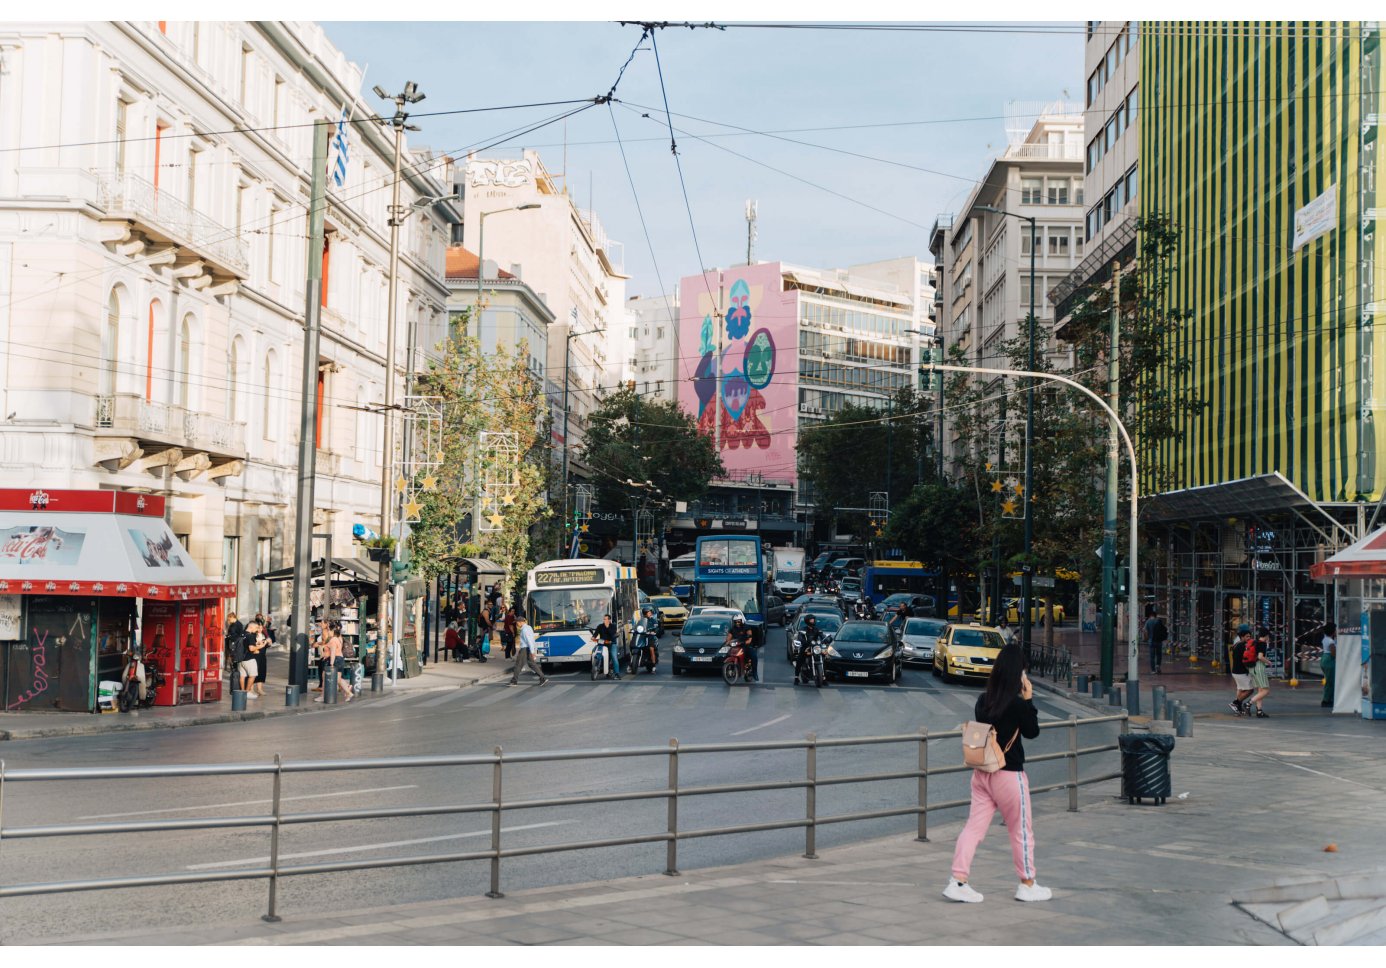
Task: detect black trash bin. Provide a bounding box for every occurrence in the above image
[1118,733,1175,805]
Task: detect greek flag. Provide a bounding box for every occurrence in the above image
[331,105,350,188]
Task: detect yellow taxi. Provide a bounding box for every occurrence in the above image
[648,594,689,633]
[932,623,1008,683]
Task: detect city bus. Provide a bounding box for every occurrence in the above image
[525,559,638,671]
[862,560,939,606]
[669,552,697,601]
[693,535,766,636]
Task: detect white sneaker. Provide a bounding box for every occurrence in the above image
[1015,882,1053,902]
[943,880,984,903]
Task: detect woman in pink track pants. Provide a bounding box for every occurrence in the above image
[943,645,1052,903]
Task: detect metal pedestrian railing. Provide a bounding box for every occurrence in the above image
[1027,643,1073,682]
[0,712,1126,921]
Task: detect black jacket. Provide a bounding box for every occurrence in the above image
[974,694,1040,772]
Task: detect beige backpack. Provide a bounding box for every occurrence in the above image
[961,721,1020,773]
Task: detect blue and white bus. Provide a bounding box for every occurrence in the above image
[862,560,938,606]
[525,559,638,670]
[669,552,697,601]
[693,535,766,634]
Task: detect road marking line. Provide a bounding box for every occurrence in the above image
[185,820,574,870]
[1250,753,1380,789]
[731,713,791,736]
[725,686,751,710]
[79,785,419,820]
[414,690,474,708]
[1064,840,1321,874]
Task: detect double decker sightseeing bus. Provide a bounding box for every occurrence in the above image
[693,535,766,637]
[525,559,638,671]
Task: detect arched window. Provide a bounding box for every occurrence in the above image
[354,382,368,464]
[262,349,277,440]
[101,290,121,399]
[146,298,162,401]
[177,315,193,409]
[228,335,245,421]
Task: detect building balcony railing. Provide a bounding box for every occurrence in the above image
[1002,142,1083,162]
[95,393,247,460]
[94,170,250,278]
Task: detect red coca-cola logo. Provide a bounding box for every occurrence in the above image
[0,528,62,562]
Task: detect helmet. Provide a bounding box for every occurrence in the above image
[733,615,744,625]
[1236,622,1251,634]
[805,614,817,624]
[644,607,654,615]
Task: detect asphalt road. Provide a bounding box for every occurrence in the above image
[0,633,1111,944]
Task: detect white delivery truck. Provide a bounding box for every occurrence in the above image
[772,548,806,597]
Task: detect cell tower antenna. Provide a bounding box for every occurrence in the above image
[745,199,758,265]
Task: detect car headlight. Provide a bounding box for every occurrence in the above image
[825,644,840,657]
[875,645,894,659]
[673,644,685,653]
[718,646,730,654]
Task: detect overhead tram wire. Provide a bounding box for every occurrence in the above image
[608,102,678,329]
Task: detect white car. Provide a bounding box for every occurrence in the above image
[689,605,746,623]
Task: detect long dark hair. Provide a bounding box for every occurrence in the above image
[981,645,1028,721]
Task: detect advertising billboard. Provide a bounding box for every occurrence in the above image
[678,263,798,486]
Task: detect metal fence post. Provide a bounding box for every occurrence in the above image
[1068,715,1079,812]
[262,753,284,922]
[804,732,817,859]
[487,746,504,898]
[665,738,680,876]
[917,726,929,842]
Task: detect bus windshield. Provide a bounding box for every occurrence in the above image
[697,581,761,615]
[527,589,612,632]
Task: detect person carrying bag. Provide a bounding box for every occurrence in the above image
[944,645,1050,904]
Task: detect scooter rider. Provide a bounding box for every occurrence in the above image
[593,613,621,679]
[725,616,758,682]
[633,607,658,673]
[795,614,825,684]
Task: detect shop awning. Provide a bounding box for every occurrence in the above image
[1141,472,1326,523]
[252,556,380,585]
[441,556,508,578]
[0,510,234,600]
[1310,526,1386,581]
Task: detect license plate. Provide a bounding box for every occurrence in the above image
[847,670,869,678]
[693,657,712,662]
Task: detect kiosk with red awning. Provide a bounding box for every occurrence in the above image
[0,489,235,712]
[1310,527,1386,719]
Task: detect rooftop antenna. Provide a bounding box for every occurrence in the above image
[745,199,758,265]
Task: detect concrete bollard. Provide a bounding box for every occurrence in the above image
[1108,687,1122,706]
[1076,674,1089,694]
[1176,707,1194,737]
[230,689,247,712]
[284,684,300,708]
[1091,679,1105,699]
[1127,684,1140,716]
[1152,685,1167,716]
[324,668,338,704]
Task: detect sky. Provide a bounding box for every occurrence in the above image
[321,21,1085,297]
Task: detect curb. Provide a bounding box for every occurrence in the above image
[1033,676,1126,715]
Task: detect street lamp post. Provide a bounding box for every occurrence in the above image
[475,204,541,340]
[559,323,605,558]
[925,360,1141,707]
[977,205,1038,652]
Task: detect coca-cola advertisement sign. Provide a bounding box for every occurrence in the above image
[0,526,86,567]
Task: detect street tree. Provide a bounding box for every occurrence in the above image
[579,384,723,514]
[408,321,550,591]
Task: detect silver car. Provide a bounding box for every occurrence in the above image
[899,616,947,665]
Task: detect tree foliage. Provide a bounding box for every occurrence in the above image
[407,322,550,590]
[796,386,935,540]
[579,384,723,514]
[886,481,979,574]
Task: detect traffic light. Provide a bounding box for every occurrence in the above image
[391,559,413,585]
[1114,565,1129,602]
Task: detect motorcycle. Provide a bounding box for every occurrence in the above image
[794,633,828,688]
[591,638,610,680]
[722,639,751,685]
[631,627,658,675]
[118,663,162,712]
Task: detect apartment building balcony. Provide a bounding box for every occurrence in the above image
[93,393,247,479]
[1002,142,1082,162]
[94,170,250,280]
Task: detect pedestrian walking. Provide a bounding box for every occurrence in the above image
[502,606,518,660]
[944,644,1050,904]
[253,617,271,697]
[235,621,260,696]
[224,611,244,681]
[1144,604,1168,675]
[1320,623,1337,708]
[510,613,548,686]
[314,621,353,703]
[1228,623,1253,715]
[1246,626,1271,718]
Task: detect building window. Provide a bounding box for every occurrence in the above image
[240,46,253,107]
[273,76,286,127]
[102,291,121,400]
[267,204,281,283]
[115,99,130,175]
[229,336,244,423]
[178,315,193,409]
[222,536,239,585]
[1105,115,1118,151]
[146,298,160,401]
[1127,88,1138,128]
[1076,186,1085,206]
[263,350,278,440]
[1048,231,1070,258]
[256,537,273,615]
[1047,180,1069,206]
[1020,231,1033,256]
[1020,178,1042,205]
[1126,164,1139,204]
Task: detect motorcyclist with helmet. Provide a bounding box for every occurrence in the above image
[632,607,659,674]
[794,613,827,685]
[723,615,758,682]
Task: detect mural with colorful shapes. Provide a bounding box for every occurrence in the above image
[678,263,799,486]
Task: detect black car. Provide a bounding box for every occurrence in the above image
[671,614,735,675]
[825,620,901,684]
[785,609,844,661]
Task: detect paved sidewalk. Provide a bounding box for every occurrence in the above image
[0,653,506,741]
[33,685,1386,946]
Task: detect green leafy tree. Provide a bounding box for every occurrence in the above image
[408,321,550,590]
[579,384,723,513]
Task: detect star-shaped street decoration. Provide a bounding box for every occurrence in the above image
[984,461,994,472]
[487,512,505,528]
[501,493,515,506]
[1001,499,1019,516]
[1013,482,1025,496]
[421,475,438,491]
[434,451,445,462]
[874,528,884,537]
[394,476,408,494]
[990,479,1004,493]
[580,523,590,533]
[403,499,424,521]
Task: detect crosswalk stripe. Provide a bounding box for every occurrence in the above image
[413,690,474,708]
[675,685,709,707]
[625,685,666,705]
[364,690,428,708]
[725,687,751,710]
[910,688,954,718]
[574,682,618,705]
[467,686,524,707]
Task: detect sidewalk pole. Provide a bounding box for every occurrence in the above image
[263,753,283,923]
[487,746,504,898]
[1068,715,1079,812]
[916,727,929,842]
[804,732,817,859]
[664,738,680,876]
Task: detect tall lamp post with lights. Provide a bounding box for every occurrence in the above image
[976,204,1038,653]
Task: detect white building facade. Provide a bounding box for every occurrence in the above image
[0,20,458,615]
[627,292,679,403]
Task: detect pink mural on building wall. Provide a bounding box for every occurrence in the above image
[678,264,798,486]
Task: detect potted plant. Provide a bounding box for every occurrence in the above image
[363,535,396,563]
